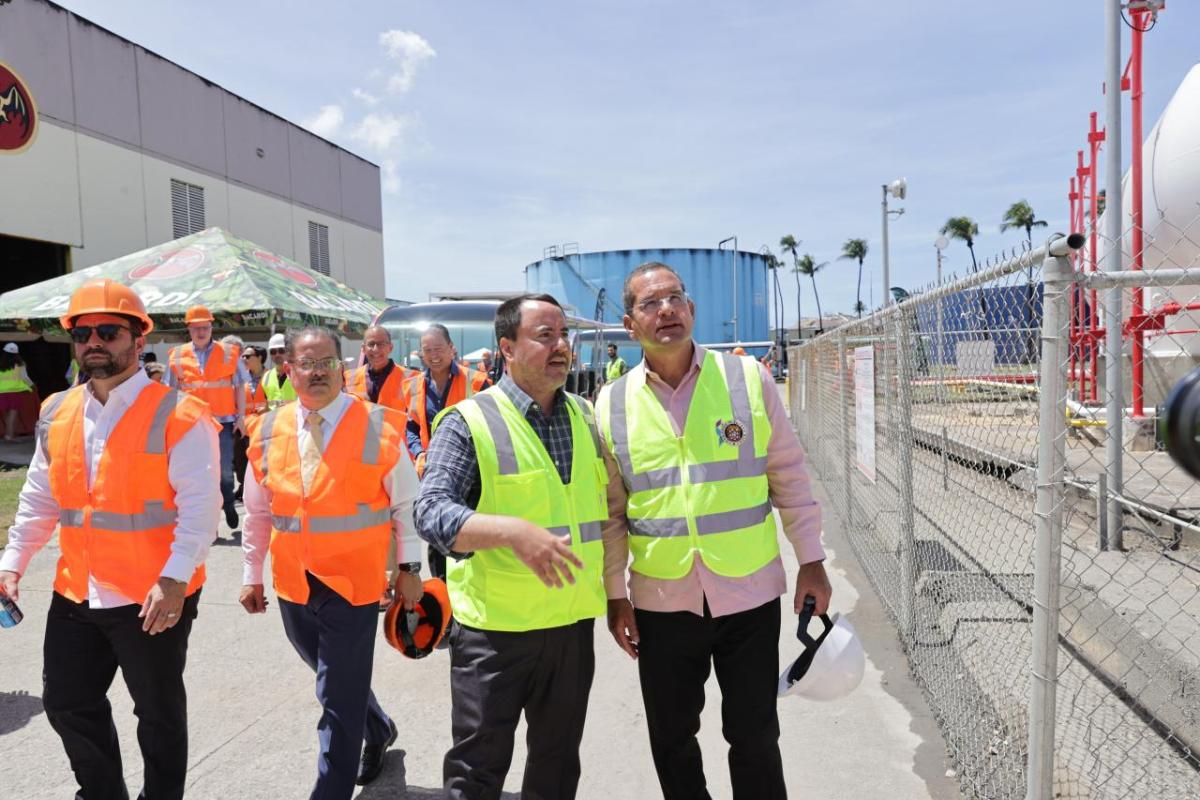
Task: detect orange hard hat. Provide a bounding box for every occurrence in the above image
[383,578,452,659]
[60,278,154,335]
[185,305,215,325]
[733,346,747,356]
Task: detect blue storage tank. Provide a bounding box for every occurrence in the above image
[524,248,770,350]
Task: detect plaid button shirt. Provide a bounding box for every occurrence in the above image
[414,375,576,556]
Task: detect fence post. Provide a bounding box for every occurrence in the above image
[893,314,918,640]
[1026,240,1074,800]
[838,333,852,522]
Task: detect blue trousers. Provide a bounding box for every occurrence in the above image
[279,573,394,800]
[218,421,236,512]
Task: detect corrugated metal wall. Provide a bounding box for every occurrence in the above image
[524,248,770,347]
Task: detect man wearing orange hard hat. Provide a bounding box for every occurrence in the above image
[168,304,251,532]
[0,278,221,800]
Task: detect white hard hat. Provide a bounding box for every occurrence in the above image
[778,598,865,701]
[268,333,286,350]
[2,343,17,354]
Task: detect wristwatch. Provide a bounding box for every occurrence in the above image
[397,562,422,576]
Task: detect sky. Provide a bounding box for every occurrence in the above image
[54,0,1200,325]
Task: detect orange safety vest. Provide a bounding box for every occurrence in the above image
[41,382,213,603]
[244,381,267,416]
[346,362,413,412]
[246,398,405,606]
[168,341,240,417]
[407,367,489,451]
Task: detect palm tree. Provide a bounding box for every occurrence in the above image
[780,234,802,333]
[839,238,869,317]
[796,254,827,334]
[854,300,866,315]
[1001,201,1048,364]
[940,216,980,272]
[999,200,1048,245]
[942,216,987,337]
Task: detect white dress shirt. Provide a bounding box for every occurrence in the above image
[241,392,420,586]
[0,369,222,608]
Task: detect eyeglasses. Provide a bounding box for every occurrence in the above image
[634,292,687,315]
[69,324,134,344]
[269,348,285,355]
[242,353,259,360]
[290,357,341,373]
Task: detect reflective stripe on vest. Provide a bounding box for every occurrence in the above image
[37,389,75,467]
[446,387,607,632]
[600,351,778,580]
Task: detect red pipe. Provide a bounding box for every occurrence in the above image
[1075,176,1084,398]
[1129,5,1148,417]
[1087,113,1104,404]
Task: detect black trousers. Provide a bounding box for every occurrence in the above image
[635,598,786,800]
[278,573,393,800]
[42,589,201,800]
[444,619,595,800]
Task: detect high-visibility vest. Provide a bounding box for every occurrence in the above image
[347,362,412,412]
[259,367,296,409]
[605,357,628,381]
[243,381,266,416]
[246,398,405,606]
[168,341,239,417]
[0,366,30,394]
[41,382,213,603]
[438,386,607,631]
[596,351,778,580]
[408,367,489,451]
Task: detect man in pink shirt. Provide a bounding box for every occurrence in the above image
[598,261,830,800]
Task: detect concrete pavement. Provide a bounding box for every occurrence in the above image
[0,484,959,799]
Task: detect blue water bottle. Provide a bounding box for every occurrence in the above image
[0,593,22,628]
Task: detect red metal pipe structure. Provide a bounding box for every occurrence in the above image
[1087,112,1104,404]
[1127,4,1148,417]
[1075,178,1084,398]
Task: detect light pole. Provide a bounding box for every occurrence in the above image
[718,236,739,342]
[881,178,907,306]
[935,235,949,369]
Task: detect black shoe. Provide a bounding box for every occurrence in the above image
[356,718,398,785]
[225,506,239,530]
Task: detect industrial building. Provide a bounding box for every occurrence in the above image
[0,0,384,390]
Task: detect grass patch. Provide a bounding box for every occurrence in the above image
[0,467,27,549]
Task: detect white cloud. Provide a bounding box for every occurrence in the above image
[303,104,344,138]
[379,30,436,93]
[381,159,400,194]
[350,113,410,152]
[352,87,380,106]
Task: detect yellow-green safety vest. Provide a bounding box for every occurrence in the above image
[597,350,778,580]
[436,386,608,632]
[0,367,30,394]
[260,368,296,408]
[605,357,628,381]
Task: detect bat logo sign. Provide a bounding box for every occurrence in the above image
[0,61,36,153]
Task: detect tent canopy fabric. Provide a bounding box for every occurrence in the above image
[0,228,386,341]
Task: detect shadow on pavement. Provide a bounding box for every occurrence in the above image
[0,689,45,735]
[356,750,519,799]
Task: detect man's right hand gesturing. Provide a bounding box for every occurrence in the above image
[507,521,584,589]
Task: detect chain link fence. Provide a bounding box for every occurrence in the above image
[789,226,1200,799]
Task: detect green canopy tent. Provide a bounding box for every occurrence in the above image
[0,228,386,342]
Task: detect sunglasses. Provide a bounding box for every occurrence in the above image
[269,348,286,355]
[242,353,258,360]
[69,324,134,344]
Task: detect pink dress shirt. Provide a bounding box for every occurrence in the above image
[601,344,824,618]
